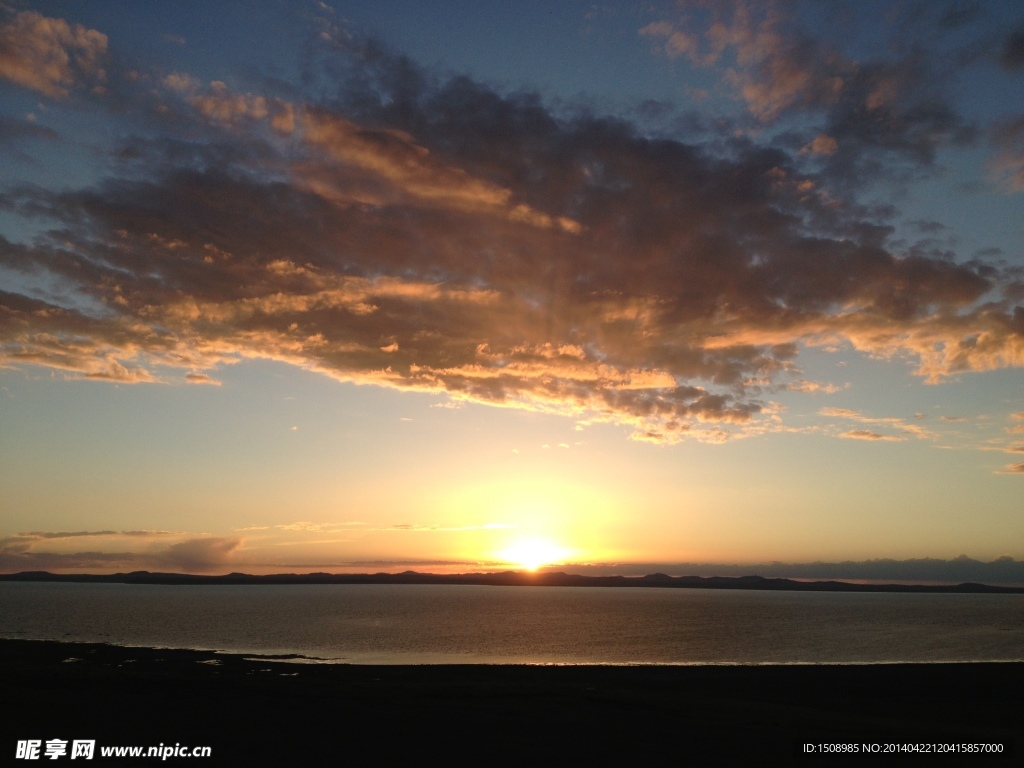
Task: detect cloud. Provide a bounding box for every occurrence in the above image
[800,134,839,156]
[16,530,179,539]
[0,10,108,98]
[185,372,221,385]
[840,429,905,442]
[0,116,59,146]
[154,537,241,570]
[999,25,1024,70]
[785,379,843,394]
[0,530,181,553]
[820,407,861,419]
[275,522,339,532]
[268,520,513,534]
[0,21,1021,444]
[639,5,846,121]
[1008,412,1024,435]
[0,531,232,573]
[0,550,144,572]
[989,115,1024,192]
[997,461,1024,474]
[638,2,979,188]
[639,21,710,65]
[374,523,515,532]
[820,407,936,441]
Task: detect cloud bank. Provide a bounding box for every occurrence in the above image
[0,530,241,573]
[0,8,1022,443]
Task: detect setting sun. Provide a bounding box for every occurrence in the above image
[497,539,570,571]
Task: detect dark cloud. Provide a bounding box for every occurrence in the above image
[989,115,1024,191]
[909,219,947,234]
[939,3,982,30]
[0,117,59,146]
[0,550,143,572]
[0,12,1021,442]
[999,25,1024,70]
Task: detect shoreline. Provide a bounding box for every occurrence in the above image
[3,639,1021,764]
[10,638,1024,667]
[3,569,1023,593]
[5,635,1022,668]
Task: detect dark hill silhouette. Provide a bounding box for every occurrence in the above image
[2,569,1022,592]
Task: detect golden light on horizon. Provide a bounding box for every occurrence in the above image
[497,538,570,571]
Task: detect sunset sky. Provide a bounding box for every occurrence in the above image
[1,1,1022,577]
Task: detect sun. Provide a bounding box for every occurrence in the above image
[497,538,569,571]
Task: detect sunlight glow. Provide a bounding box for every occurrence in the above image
[497,538,570,571]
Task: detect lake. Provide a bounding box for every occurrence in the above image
[1,582,1021,664]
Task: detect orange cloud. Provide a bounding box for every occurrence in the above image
[801,134,839,156]
[840,429,905,442]
[820,407,938,441]
[0,11,108,98]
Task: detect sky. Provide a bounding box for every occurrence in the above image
[1,0,1022,579]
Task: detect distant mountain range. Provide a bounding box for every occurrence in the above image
[538,555,1024,585]
[2,570,1022,593]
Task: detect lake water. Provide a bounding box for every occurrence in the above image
[1,582,1022,665]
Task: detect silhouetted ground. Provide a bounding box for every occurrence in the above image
[2,640,1020,765]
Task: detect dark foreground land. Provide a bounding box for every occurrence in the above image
[2,640,1021,766]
